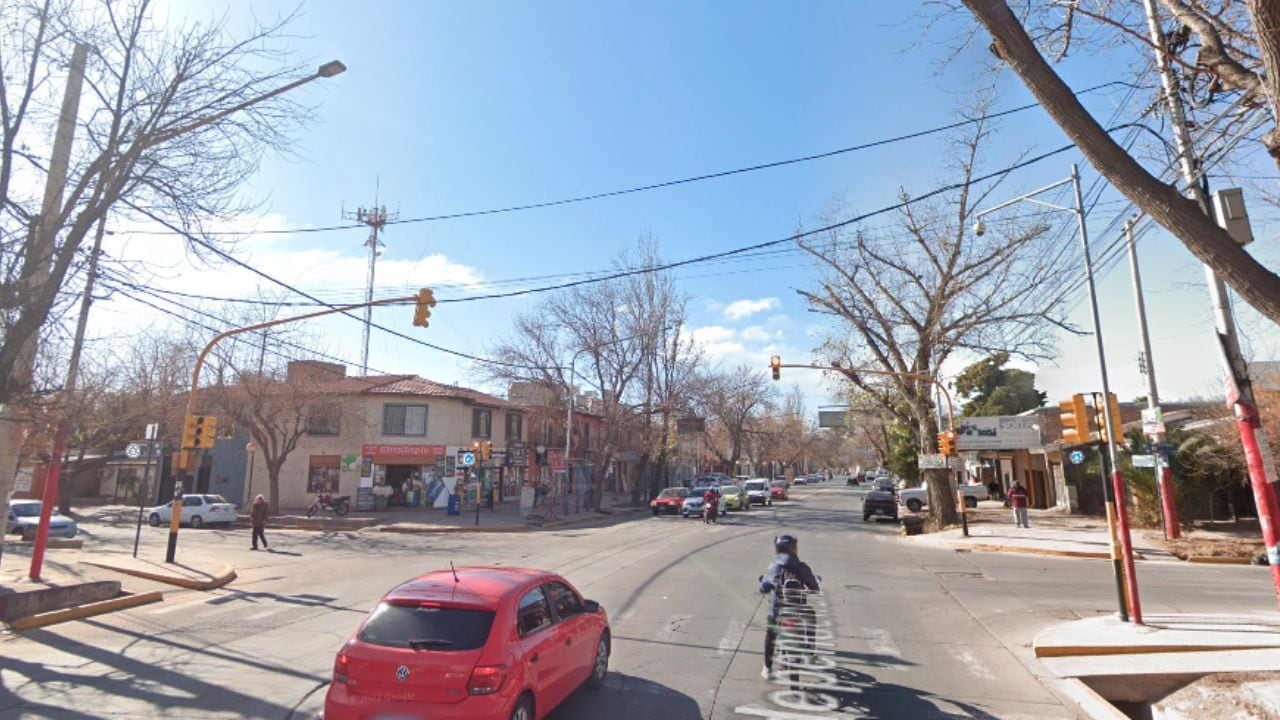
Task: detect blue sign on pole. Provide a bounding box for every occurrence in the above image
[1069,450,1085,465]
[460,452,476,467]
[1155,442,1178,455]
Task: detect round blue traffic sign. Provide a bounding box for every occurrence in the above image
[460,452,476,467]
[1069,450,1085,465]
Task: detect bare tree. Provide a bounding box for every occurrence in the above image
[799,107,1063,525]
[955,0,1280,324]
[695,366,777,470]
[488,238,695,509]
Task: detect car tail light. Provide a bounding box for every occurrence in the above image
[332,653,349,684]
[467,665,507,695]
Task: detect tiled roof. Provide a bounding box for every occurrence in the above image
[359,375,515,408]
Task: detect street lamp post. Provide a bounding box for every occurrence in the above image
[245,442,257,505]
[975,164,1142,624]
[26,60,347,580]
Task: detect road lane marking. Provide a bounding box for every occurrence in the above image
[949,645,996,679]
[862,627,905,669]
[146,595,218,615]
[718,617,748,655]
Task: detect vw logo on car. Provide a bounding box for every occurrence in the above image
[395,665,410,682]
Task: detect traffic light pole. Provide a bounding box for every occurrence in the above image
[1072,166,1142,625]
[168,293,424,563]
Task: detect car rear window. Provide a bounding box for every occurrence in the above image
[745,482,766,491]
[358,603,495,651]
[658,489,685,498]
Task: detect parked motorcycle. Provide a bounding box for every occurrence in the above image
[306,494,351,517]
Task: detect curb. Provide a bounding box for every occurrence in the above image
[1034,642,1277,658]
[1050,678,1131,720]
[954,543,1142,561]
[84,561,237,591]
[378,524,528,535]
[1184,555,1253,565]
[8,590,163,631]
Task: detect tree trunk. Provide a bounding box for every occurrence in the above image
[963,0,1280,325]
[267,460,283,516]
[924,467,958,526]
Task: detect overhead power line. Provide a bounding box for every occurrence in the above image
[121,81,1139,238]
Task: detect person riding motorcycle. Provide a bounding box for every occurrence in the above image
[702,486,721,524]
[758,534,820,678]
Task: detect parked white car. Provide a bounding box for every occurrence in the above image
[6,500,77,539]
[898,482,989,513]
[148,494,238,528]
[743,478,772,506]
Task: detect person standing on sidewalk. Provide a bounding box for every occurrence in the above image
[250,495,270,550]
[1009,482,1029,528]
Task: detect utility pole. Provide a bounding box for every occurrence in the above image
[1124,218,1180,540]
[0,43,88,576]
[1143,0,1280,597]
[343,201,397,376]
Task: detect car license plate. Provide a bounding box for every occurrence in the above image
[872,509,883,515]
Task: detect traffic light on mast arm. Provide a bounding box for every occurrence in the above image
[1059,394,1089,444]
[180,414,219,449]
[1095,392,1123,443]
[481,441,492,461]
[412,288,437,327]
[937,430,958,456]
[770,355,781,381]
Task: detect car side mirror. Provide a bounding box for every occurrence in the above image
[583,599,601,614]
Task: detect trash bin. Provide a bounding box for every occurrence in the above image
[447,494,461,516]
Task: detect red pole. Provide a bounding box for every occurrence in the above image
[1234,405,1280,603]
[28,427,68,580]
[1158,461,1180,540]
[1110,469,1143,625]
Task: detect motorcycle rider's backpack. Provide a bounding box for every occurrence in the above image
[777,567,806,608]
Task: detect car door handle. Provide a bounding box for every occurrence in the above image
[565,637,572,647]
[530,653,539,663]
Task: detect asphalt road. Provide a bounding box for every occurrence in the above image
[2,484,1275,719]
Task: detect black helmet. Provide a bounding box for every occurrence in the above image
[775,534,798,554]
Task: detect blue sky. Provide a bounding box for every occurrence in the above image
[94,1,1280,413]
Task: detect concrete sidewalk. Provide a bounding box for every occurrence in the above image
[904,508,1182,562]
[1034,613,1280,719]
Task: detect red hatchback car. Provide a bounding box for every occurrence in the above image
[324,567,610,720]
[769,481,789,502]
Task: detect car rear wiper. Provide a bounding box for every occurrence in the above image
[407,638,454,650]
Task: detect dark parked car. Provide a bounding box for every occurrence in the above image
[862,490,899,522]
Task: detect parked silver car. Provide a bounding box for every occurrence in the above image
[6,499,77,540]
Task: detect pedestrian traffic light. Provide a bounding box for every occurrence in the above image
[181,415,219,449]
[1095,392,1123,443]
[770,355,781,381]
[937,430,958,456]
[412,288,437,327]
[481,441,492,461]
[1059,394,1089,444]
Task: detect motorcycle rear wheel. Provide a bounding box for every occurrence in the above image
[334,500,350,516]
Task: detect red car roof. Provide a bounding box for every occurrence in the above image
[385,566,553,606]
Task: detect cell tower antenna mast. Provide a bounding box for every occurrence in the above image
[343,189,398,376]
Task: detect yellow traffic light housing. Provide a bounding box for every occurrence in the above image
[481,441,492,461]
[937,430,958,456]
[180,415,218,449]
[412,288,437,327]
[1059,394,1089,444]
[770,355,781,381]
[1096,392,1123,443]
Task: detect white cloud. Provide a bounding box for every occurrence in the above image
[723,297,780,320]
[740,326,771,342]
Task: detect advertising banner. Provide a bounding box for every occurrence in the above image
[954,416,1041,450]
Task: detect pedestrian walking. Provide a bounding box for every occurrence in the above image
[250,494,270,550]
[1009,482,1029,528]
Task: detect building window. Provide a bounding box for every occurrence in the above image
[505,413,523,442]
[307,456,340,494]
[383,404,428,436]
[583,422,591,449]
[307,402,341,436]
[472,409,492,438]
[542,421,553,446]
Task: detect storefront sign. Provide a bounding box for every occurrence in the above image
[955,416,1040,450]
[361,444,447,458]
